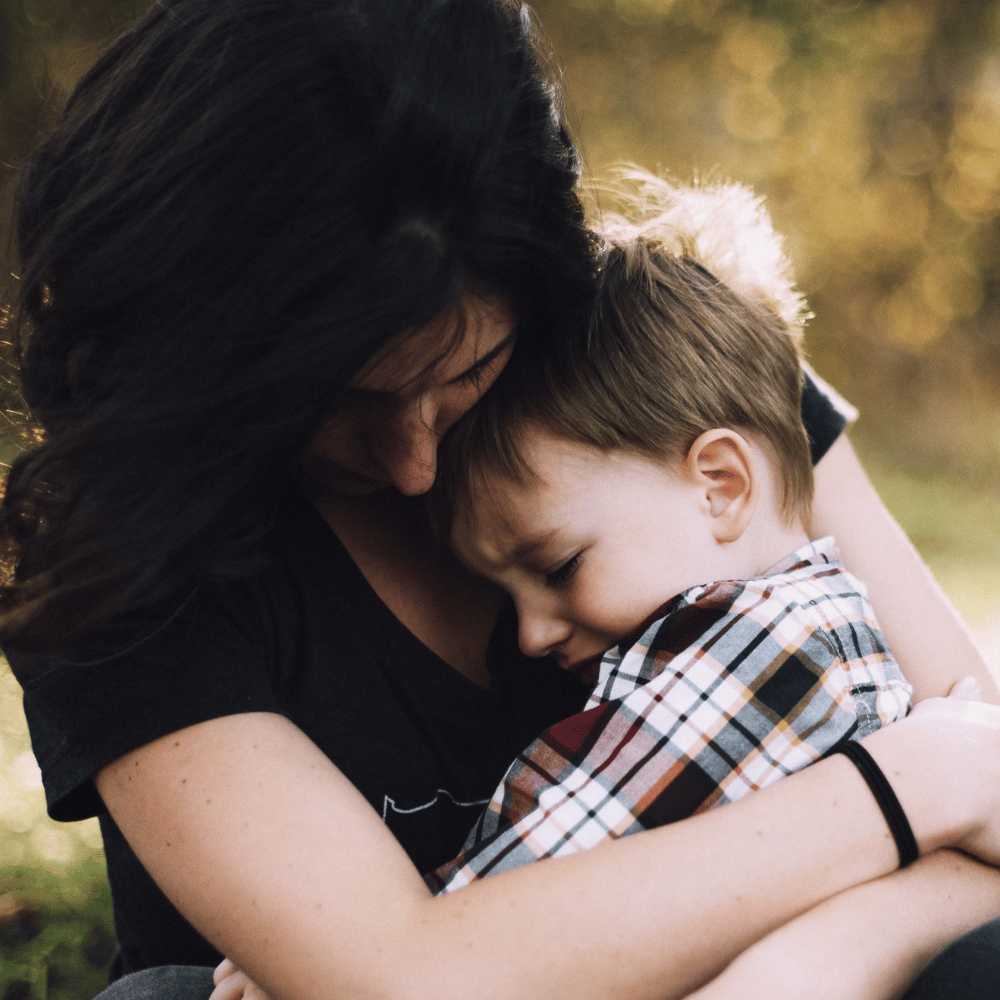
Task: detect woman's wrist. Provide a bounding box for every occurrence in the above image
[858,696,1000,862]
[824,740,918,867]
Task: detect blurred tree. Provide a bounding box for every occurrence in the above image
[1,0,153,423]
[533,0,1000,486]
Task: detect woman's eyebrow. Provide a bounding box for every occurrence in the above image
[446,333,515,385]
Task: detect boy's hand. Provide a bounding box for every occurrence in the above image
[212,958,275,1000]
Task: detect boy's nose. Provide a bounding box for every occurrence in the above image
[518,606,572,659]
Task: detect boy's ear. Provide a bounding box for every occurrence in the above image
[684,429,757,543]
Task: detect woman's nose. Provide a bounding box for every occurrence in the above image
[376,394,441,496]
[517,603,572,659]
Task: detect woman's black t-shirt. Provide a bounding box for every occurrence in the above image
[7,371,852,977]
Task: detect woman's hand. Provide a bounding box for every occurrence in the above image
[686,679,1000,1000]
[861,676,1000,864]
[212,958,274,1000]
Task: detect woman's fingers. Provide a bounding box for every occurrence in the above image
[211,966,250,1000]
[211,961,276,1000]
[214,958,238,986]
[948,676,982,700]
[866,696,1000,865]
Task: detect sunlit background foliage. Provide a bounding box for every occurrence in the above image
[1,0,999,996]
[533,0,1000,482]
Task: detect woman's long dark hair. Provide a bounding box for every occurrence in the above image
[1,0,595,652]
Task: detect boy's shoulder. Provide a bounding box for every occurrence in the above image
[592,538,880,701]
[686,536,864,614]
[679,536,876,649]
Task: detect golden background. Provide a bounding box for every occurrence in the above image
[1,1,998,994]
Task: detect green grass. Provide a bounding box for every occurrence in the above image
[1,668,116,1000]
[0,862,115,1000]
[856,440,1000,649]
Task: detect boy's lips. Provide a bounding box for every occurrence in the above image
[563,652,605,680]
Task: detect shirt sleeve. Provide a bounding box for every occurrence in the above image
[801,362,858,465]
[9,579,285,822]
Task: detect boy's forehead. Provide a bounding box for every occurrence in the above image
[451,473,544,569]
[454,435,691,552]
[451,435,620,567]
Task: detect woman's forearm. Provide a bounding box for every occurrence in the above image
[811,433,999,704]
[97,699,1000,1000]
[687,850,1000,1000]
[411,750,901,1000]
[415,697,1000,1000]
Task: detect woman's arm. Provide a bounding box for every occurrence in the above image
[687,849,1000,1000]
[811,433,999,704]
[95,696,1000,1000]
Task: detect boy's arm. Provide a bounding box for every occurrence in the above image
[811,433,999,704]
[686,849,1000,1000]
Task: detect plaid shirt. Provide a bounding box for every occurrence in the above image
[427,537,911,893]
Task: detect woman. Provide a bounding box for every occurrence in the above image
[3,1,1000,998]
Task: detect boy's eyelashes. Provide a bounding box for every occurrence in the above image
[544,552,583,588]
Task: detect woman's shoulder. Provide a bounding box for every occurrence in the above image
[9,492,330,678]
[801,362,857,465]
[6,491,357,820]
[9,576,283,821]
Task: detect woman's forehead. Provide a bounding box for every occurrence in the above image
[354,296,515,397]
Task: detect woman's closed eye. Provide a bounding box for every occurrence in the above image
[448,332,516,389]
[454,345,507,388]
[545,553,582,588]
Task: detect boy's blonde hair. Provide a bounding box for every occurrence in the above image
[433,173,814,537]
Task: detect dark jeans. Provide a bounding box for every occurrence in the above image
[95,917,1000,1000]
[95,966,215,1000]
[901,916,1000,999]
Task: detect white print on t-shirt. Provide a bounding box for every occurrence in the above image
[382,788,491,820]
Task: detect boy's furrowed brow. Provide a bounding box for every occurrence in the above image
[502,527,562,564]
[445,333,515,385]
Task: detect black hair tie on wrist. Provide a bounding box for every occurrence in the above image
[825,740,920,868]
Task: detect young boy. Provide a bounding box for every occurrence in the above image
[425,177,912,894]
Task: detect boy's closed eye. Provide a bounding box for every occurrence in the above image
[544,553,583,588]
